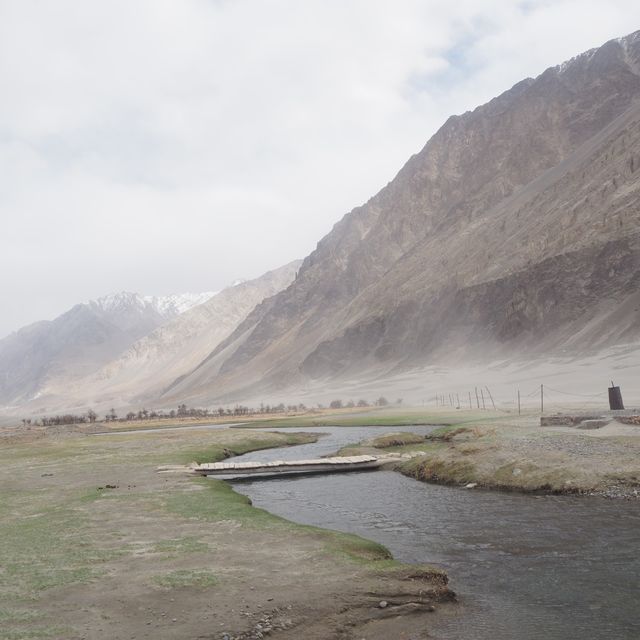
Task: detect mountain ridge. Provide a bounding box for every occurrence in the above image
[88,291,218,318]
[163,30,640,405]
[0,261,301,415]
[49,260,301,410]
[0,288,219,407]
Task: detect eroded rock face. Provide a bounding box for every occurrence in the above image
[170,31,640,402]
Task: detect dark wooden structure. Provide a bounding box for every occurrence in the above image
[608,382,625,410]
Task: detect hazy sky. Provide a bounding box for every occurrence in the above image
[2,0,640,337]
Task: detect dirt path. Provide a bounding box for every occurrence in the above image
[0,427,453,640]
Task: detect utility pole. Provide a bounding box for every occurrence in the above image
[480,388,486,410]
[468,391,472,410]
[475,387,480,409]
[485,386,496,410]
[518,389,521,416]
[540,384,544,414]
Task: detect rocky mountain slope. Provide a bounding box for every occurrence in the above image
[166,31,640,404]
[49,261,301,410]
[0,291,214,407]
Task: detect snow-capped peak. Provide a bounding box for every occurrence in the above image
[88,291,147,313]
[87,291,217,319]
[143,292,218,316]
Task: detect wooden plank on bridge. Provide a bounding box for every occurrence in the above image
[192,455,381,477]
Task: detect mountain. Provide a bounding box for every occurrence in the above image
[142,292,218,317]
[86,291,217,324]
[166,31,640,404]
[49,261,301,410]
[0,291,214,408]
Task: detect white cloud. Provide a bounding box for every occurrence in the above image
[1,0,640,336]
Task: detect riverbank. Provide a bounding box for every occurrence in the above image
[0,406,404,439]
[0,426,453,640]
[237,407,510,429]
[340,418,640,498]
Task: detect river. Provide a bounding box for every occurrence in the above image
[224,425,640,639]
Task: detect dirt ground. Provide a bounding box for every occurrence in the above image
[0,427,453,640]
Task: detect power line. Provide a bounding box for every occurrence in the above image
[543,385,608,398]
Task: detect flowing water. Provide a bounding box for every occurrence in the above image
[225,425,640,639]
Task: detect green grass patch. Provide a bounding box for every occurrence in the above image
[164,478,286,527]
[0,442,84,463]
[0,609,42,624]
[321,531,395,566]
[369,432,426,448]
[400,455,476,485]
[78,487,109,503]
[164,478,397,568]
[237,409,510,429]
[336,445,370,456]
[152,536,209,554]
[1,626,71,639]
[385,441,445,454]
[426,425,472,440]
[168,432,317,465]
[153,569,218,589]
[0,491,122,602]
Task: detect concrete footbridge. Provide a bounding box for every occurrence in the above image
[158,454,412,478]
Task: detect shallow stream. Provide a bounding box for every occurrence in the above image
[227,425,640,639]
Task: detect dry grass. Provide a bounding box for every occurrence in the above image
[0,426,452,639]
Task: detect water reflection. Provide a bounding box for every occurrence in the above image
[227,426,640,640]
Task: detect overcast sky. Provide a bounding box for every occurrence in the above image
[2,0,640,337]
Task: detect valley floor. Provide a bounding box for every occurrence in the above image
[0,426,452,640]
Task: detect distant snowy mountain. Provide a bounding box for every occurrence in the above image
[0,288,216,407]
[142,292,217,317]
[87,291,217,320]
[43,262,301,411]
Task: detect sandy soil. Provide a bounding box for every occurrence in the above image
[0,427,453,640]
[257,345,640,411]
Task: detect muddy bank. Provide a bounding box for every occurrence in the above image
[0,426,453,640]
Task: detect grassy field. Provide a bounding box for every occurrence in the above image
[52,406,524,436]
[235,407,518,429]
[0,425,451,640]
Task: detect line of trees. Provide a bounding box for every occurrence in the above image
[25,396,398,429]
[36,411,97,427]
[328,397,397,409]
[26,402,310,427]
